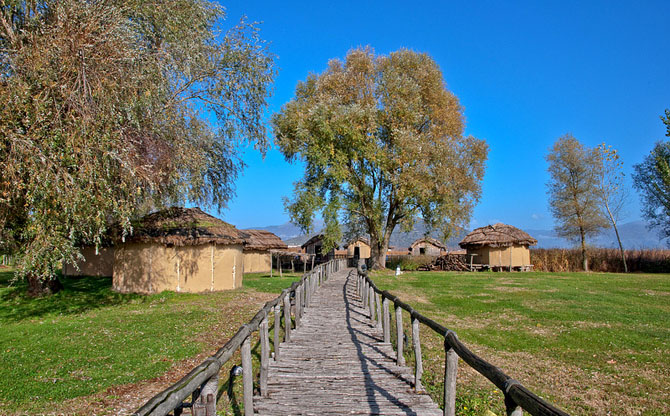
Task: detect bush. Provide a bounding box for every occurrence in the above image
[530,248,670,272]
[385,255,436,271]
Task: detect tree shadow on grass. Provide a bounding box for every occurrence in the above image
[0,270,143,322]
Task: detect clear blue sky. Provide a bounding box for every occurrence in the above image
[211,0,670,231]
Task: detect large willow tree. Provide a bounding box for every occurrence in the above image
[0,1,275,294]
[274,48,488,268]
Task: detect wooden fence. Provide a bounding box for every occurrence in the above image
[357,266,570,416]
[0,254,15,266]
[133,258,347,416]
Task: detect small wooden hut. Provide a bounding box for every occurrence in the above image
[459,223,537,271]
[301,234,336,263]
[408,237,447,256]
[242,230,288,273]
[112,207,245,294]
[345,237,371,260]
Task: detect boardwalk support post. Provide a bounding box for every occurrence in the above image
[274,304,281,361]
[283,294,291,342]
[505,379,523,416]
[412,316,423,391]
[395,304,405,366]
[443,334,458,416]
[375,293,383,330]
[295,286,302,327]
[369,286,376,323]
[260,316,270,397]
[241,334,253,416]
[192,371,218,416]
[382,297,390,343]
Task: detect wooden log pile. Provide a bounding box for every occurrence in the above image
[419,254,470,271]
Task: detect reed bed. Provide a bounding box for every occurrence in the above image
[531,247,670,272]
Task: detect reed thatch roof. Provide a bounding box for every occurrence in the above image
[459,223,537,248]
[118,207,245,246]
[301,234,324,249]
[409,237,447,250]
[345,237,370,247]
[243,230,288,251]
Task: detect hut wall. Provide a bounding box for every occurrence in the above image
[63,247,114,277]
[410,242,444,257]
[244,250,272,273]
[347,241,371,259]
[113,242,243,294]
[465,246,490,265]
[468,244,530,267]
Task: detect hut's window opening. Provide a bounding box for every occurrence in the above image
[420,247,426,255]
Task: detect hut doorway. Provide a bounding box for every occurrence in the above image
[354,246,360,258]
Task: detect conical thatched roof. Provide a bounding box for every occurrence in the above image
[409,237,447,250]
[118,207,245,246]
[459,223,537,248]
[243,230,288,251]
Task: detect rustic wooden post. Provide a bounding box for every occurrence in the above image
[274,304,281,361]
[443,335,458,416]
[305,276,311,307]
[270,252,273,278]
[368,287,376,323]
[283,294,291,342]
[504,380,523,416]
[382,297,390,343]
[363,280,368,308]
[311,255,314,271]
[303,258,306,274]
[291,258,295,273]
[241,335,253,416]
[412,317,423,391]
[295,286,302,327]
[260,316,270,397]
[192,371,218,416]
[375,292,383,330]
[395,305,405,366]
[279,255,283,277]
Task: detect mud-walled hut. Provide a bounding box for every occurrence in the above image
[459,223,537,270]
[242,229,288,273]
[408,237,447,256]
[112,207,245,294]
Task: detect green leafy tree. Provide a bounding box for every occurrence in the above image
[546,135,609,271]
[632,110,670,242]
[273,48,488,268]
[0,1,275,294]
[595,143,629,272]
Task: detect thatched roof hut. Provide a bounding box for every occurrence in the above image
[242,229,288,273]
[409,237,447,256]
[344,237,371,259]
[301,234,337,263]
[459,223,537,270]
[113,207,245,293]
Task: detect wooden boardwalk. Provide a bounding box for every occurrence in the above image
[254,268,442,416]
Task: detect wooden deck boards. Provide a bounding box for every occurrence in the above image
[254,268,442,416]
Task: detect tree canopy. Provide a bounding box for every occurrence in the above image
[0,0,275,292]
[273,48,488,268]
[546,135,609,271]
[632,110,670,242]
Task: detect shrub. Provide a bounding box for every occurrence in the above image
[385,255,435,271]
[530,248,670,273]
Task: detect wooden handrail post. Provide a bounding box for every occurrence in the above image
[382,297,390,343]
[368,286,376,323]
[375,292,383,330]
[283,294,291,342]
[443,337,458,416]
[305,276,311,307]
[274,304,281,361]
[241,335,253,416]
[192,372,218,416]
[395,305,405,366]
[363,280,368,308]
[412,317,423,391]
[260,316,270,397]
[295,286,302,327]
[505,380,523,416]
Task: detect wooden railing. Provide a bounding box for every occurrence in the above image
[357,266,570,416]
[133,258,347,416]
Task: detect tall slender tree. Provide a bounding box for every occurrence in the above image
[273,48,488,268]
[0,1,275,294]
[546,135,609,271]
[595,143,629,272]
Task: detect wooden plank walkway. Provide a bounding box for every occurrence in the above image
[254,268,442,415]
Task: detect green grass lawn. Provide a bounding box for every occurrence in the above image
[0,267,299,415]
[371,270,670,416]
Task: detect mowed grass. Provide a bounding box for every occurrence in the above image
[0,267,297,415]
[371,270,670,415]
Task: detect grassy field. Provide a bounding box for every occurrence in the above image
[0,267,302,415]
[371,270,670,415]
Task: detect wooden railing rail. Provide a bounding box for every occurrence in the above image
[357,267,570,416]
[133,258,347,416]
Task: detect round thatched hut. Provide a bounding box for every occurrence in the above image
[112,207,245,294]
[409,237,447,256]
[459,223,537,270]
[242,229,288,273]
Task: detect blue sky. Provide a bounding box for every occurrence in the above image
[211,0,670,231]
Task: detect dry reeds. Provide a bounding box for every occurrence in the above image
[531,248,670,273]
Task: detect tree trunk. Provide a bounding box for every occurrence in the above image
[27,274,63,297]
[579,227,588,272]
[605,202,628,273]
[370,230,393,270]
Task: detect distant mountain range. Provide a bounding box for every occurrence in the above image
[248,220,669,249]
